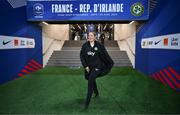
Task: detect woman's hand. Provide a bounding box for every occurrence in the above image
[85,67,90,73]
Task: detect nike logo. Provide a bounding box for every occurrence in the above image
[3,40,11,45]
[155,40,161,45]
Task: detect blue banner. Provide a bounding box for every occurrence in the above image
[27,0,149,21]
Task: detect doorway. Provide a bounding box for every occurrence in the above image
[69,24,114,41]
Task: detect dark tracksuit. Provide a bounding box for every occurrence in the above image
[100,33,105,45]
[80,41,114,107]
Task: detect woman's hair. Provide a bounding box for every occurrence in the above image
[88,32,96,37]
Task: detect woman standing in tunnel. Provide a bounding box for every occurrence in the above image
[80,32,114,109]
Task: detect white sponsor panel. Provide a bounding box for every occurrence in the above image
[0,35,35,50]
[141,33,180,50]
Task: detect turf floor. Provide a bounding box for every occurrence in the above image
[0,67,180,114]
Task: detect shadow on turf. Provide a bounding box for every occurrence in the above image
[51,97,113,113]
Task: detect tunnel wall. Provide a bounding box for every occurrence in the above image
[0,0,42,84]
[135,0,180,91]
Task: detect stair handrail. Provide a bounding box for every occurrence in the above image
[124,39,135,56]
[118,34,135,57]
[43,39,55,56]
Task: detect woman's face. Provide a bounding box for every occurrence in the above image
[88,32,96,42]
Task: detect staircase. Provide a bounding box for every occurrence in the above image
[46,40,132,67]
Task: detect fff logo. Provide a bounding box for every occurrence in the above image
[33,3,44,16]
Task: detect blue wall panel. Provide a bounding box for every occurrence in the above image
[0,0,42,84]
[135,0,180,90]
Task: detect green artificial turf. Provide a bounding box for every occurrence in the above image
[0,67,180,114]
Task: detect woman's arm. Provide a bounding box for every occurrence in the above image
[99,43,114,66]
[80,45,88,68]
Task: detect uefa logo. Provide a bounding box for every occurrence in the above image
[131,2,144,17]
[33,3,44,16]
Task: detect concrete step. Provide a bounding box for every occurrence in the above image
[48,58,130,61]
[61,47,120,51]
[63,40,119,47]
[53,51,127,55]
[50,56,129,59]
[46,63,132,67]
[60,50,121,52]
[47,59,131,64]
[51,54,129,58]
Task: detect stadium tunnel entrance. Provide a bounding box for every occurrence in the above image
[41,21,140,68]
[27,0,149,68]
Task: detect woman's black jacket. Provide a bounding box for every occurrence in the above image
[80,41,114,79]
